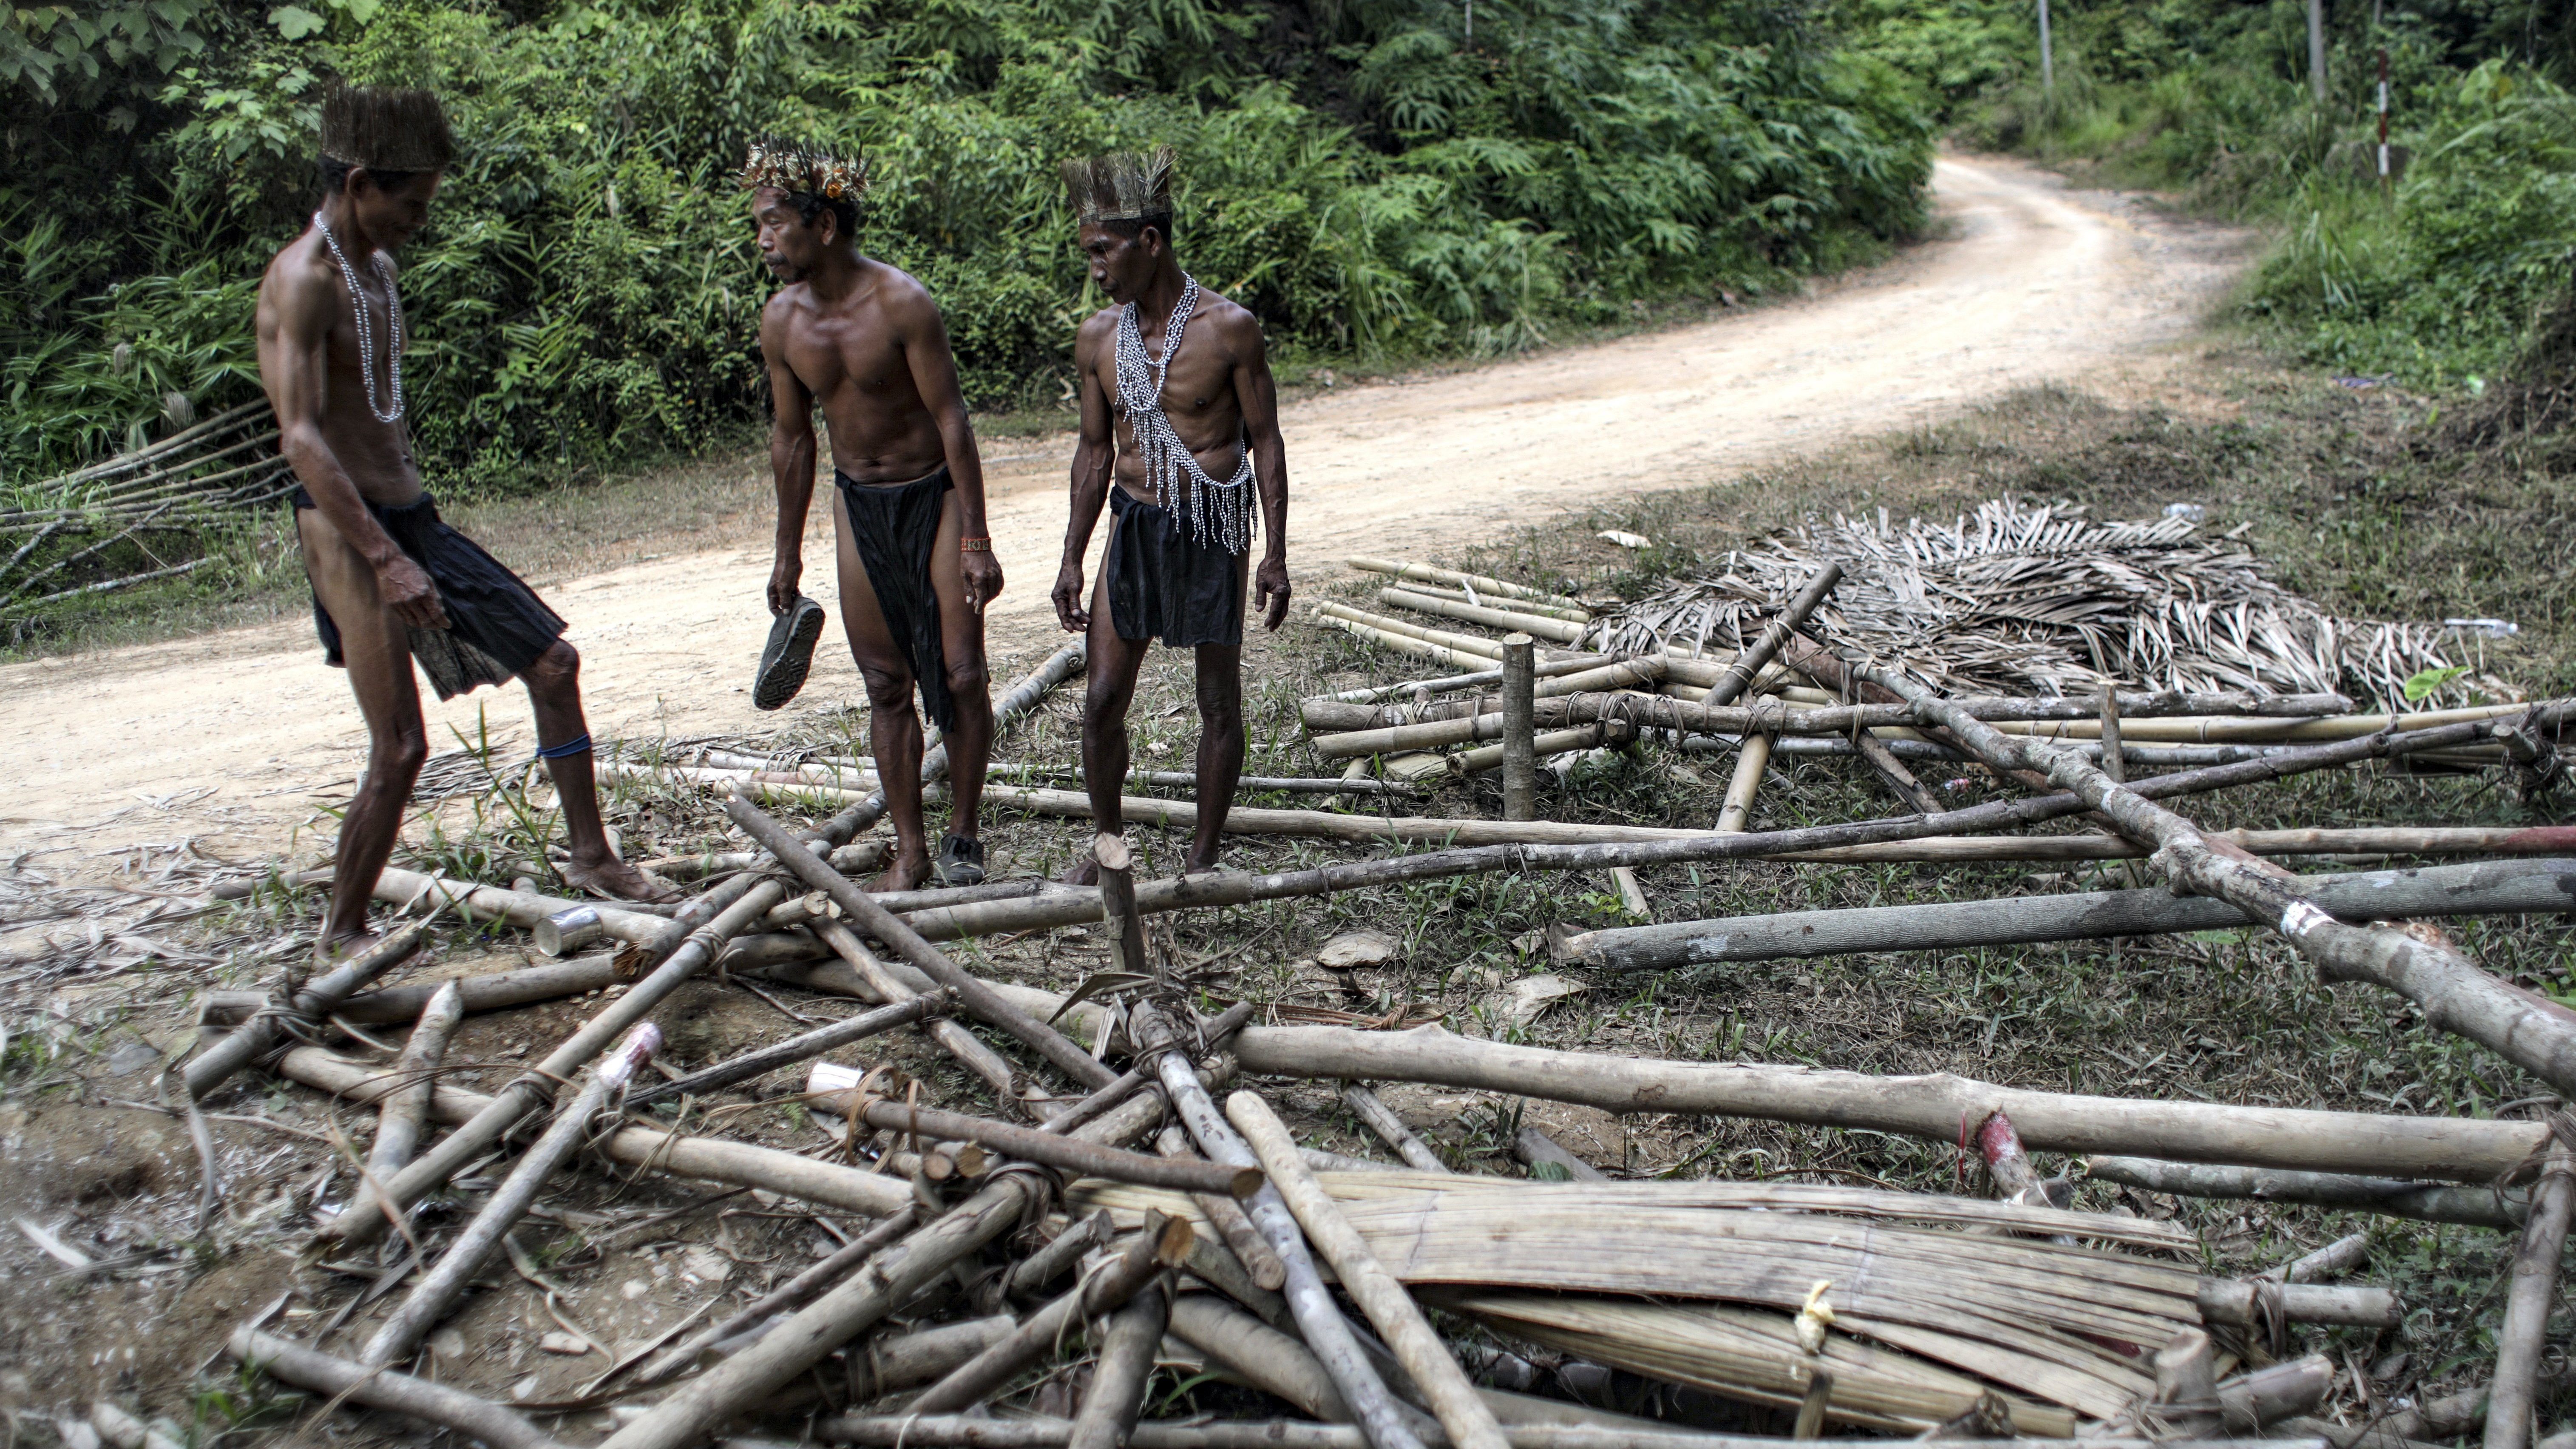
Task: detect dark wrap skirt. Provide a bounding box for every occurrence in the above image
[836,465,957,731]
[1106,486,1246,649]
[293,488,567,701]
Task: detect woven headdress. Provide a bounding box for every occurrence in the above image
[319,85,455,172]
[1062,148,1175,224]
[739,137,869,204]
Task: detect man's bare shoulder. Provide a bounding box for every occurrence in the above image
[1194,288,1267,361]
[761,282,811,329]
[258,232,337,333]
[1072,306,1121,355]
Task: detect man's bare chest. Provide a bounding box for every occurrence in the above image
[787,313,908,397]
[1112,346,1235,422]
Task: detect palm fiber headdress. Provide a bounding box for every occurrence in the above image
[320,85,455,172]
[1062,147,1175,224]
[739,137,869,204]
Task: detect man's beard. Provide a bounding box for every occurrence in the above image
[765,256,808,283]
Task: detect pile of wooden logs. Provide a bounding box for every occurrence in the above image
[174,548,2576,1449]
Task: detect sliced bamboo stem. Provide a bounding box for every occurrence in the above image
[2486,1134,2576,1449]
[1850,656,2576,1100]
[1228,1024,2546,1182]
[1228,1090,1512,1449]
[1503,634,1537,821]
[1162,1124,1291,1293]
[1098,832,1152,980]
[87,1402,184,1449]
[184,915,435,1099]
[347,981,462,1230]
[905,1216,1192,1415]
[2083,1155,2523,1229]
[228,1327,572,1449]
[362,1025,661,1366]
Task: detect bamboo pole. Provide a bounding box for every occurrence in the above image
[1381,588,1587,645]
[363,1025,661,1366]
[1139,1004,1426,1449]
[1098,832,1153,980]
[1707,564,1842,707]
[1552,858,2576,971]
[1009,1211,1116,1298]
[1320,653,1619,705]
[1163,1125,1292,1293]
[228,1328,573,1449]
[816,640,1083,846]
[791,1419,2314,1449]
[1071,1279,1172,1449]
[346,981,462,1230]
[624,993,950,1111]
[318,875,782,1251]
[1396,581,1592,624]
[631,1207,923,1388]
[729,793,1119,1092]
[1540,690,2464,742]
[1228,1091,1512,1449]
[1310,663,1664,758]
[1345,1085,1449,1173]
[1455,722,1623,775]
[2487,1135,2576,1449]
[2263,1233,2371,1284]
[1227,1024,2546,1182]
[1303,659,1663,733]
[801,1096,1261,1197]
[1715,734,1769,834]
[184,915,434,1099]
[1514,1127,1607,1182]
[806,919,1031,1112]
[1503,634,1537,821]
[1346,556,1559,603]
[2083,1155,2523,1229]
[1988,703,2531,743]
[1319,612,1499,671]
[1317,604,1512,662]
[1169,1292,1357,1421]
[904,1216,1194,1415]
[1848,656,2576,1100]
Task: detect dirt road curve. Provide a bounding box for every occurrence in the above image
[0,156,2244,867]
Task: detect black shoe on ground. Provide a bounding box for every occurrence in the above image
[753,595,827,711]
[933,834,986,887]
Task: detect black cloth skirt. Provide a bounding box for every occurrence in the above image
[836,465,957,731]
[293,488,566,701]
[1106,486,1245,648]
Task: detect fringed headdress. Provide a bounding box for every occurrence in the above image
[1062,147,1175,225]
[320,85,455,172]
[739,137,869,205]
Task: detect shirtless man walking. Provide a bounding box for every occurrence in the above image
[748,139,1002,889]
[255,86,669,959]
[1051,149,1291,881]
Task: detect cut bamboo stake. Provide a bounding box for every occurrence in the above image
[319,875,781,1251]
[184,916,434,1099]
[1071,1277,1172,1449]
[278,1047,914,1218]
[1708,564,1842,707]
[363,1024,661,1367]
[1503,634,1538,821]
[1715,733,1769,834]
[1848,655,2576,1100]
[1552,858,2576,971]
[1347,556,1559,603]
[624,992,950,1111]
[817,641,1083,845]
[1228,1090,1512,1449]
[905,1216,1193,1414]
[2084,1155,2523,1229]
[1140,1004,1426,1449]
[1851,730,1941,815]
[594,1056,1217,1449]
[631,1206,923,1388]
[1345,1084,1449,1173]
[346,981,462,1230]
[728,792,1120,1093]
[2154,1329,2221,1436]
[1008,1211,1117,1298]
[228,1327,573,1449]
[1229,1024,2546,1182]
[2487,1132,2576,1449]
[1098,832,1152,981]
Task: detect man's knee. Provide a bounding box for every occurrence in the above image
[1083,678,1133,732]
[1194,675,1243,728]
[524,639,580,689]
[859,665,915,707]
[369,725,429,780]
[944,657,990,703]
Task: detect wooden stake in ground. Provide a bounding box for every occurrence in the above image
[1846,654,2576,1100]
[184,916,434,1099]
[1096,832,1152,981]
[2487,1129,2576,1449]
[362,1024,661,1367]
[345,980,462,1231]
[1228,1089,1512,1449]
[1503,634,1537,822]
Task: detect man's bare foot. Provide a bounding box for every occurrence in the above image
[1182,851,1223,875]
[313,929,383,968]
[564,855,683,904]
[870,848,933,892]
[1058,855,1100,887]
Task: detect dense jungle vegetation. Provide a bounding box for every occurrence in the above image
[1838,0,2576,388]
[0,0,1935,493]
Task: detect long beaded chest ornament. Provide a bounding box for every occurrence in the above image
[312,210,406,424]
[1114,275,1255,555]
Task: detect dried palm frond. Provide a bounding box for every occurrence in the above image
[1586,497,2503,708]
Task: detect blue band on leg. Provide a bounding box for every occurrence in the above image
[535,732,593,760]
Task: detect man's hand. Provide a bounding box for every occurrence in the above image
[1255,555,1291,631]
[377,554,449,630]
[768,551,803,616]
[962,550,1004,615]
[1053,560,1090,633]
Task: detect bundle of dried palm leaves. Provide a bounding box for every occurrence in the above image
[1584,498,2493,707]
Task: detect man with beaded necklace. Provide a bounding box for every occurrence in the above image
[255,85,672,962]
[1051,148,1292,883]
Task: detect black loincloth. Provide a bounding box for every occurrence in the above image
[294,487,567,702]
[1106,486,1245,649]
[836,464,956,731]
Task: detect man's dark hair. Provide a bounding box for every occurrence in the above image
[1099,213,1175,245]
[781,188,861,242]
[318,155,426,198]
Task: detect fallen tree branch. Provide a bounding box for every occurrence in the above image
[227,1327,572,1449]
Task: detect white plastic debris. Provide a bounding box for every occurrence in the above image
[1597,529,1651,548]
[2444,618,2520,638]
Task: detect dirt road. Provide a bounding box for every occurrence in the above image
[0,156,2246,868]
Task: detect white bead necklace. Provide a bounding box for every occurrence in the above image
[1113,273,1254,554]
[312,210,406,423]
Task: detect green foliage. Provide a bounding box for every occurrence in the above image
[2,0,1932,494]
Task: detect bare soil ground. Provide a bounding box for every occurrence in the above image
[0,155,2249,878]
